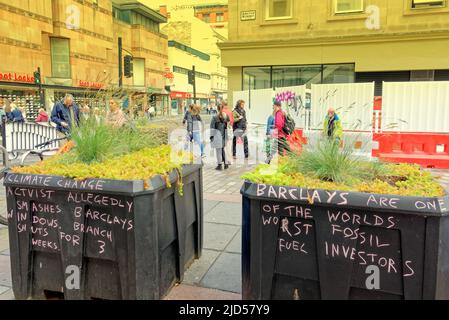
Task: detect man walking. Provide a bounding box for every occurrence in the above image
[232,99,248,159]
[51,94,80,136]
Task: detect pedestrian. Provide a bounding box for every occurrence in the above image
[323,107,343,143]
[106,98,128,128]
[149,105,156,119]
[80,104,90,121]
[6,103,25,123]
[232,99,249,159]
[51,94,80,137]
[267,100,291,164]
[0,98,6,121]
[265,110,275,162]
[185,104,205,158]
[221,100,234,165]
[183,103,193,127]
[210,104,230,170]
[35,108,49,123]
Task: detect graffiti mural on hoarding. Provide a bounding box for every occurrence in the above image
[274,91,305,118]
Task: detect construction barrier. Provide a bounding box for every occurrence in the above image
[372,132,449,169]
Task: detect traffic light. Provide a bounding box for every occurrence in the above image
[188,70,195,86]
[34,69,41,85]
[124,55,133,78]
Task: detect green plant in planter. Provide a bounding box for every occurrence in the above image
[243,138,445,198]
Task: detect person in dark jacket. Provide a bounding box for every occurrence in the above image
[232,99,248,159]
[210,104,230,170]
[51,94,80,134]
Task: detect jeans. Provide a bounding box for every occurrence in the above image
[266,137,290,164]
[215,148,227,165]
[187,131,204,156]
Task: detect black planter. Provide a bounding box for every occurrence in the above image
[4,164,203,300]
[241,181,449,300]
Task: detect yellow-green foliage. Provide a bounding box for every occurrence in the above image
[12,145,190,193]
[242,161,445,198]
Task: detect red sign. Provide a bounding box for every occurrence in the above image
[0,72,35,83]
[79,80,104,89]
[170,91,192,99]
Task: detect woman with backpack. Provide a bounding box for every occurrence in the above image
[210,104,230,170]
[267,100,291,164]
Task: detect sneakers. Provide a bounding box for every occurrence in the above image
[215,164,223,171]
[224,164,229,170]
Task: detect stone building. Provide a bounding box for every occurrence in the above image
[0,0,169,119]
[220,0,449,101]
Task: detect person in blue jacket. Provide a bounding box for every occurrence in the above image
[5,103,25,123]
[51,94,80,135]
[264,105,276,161]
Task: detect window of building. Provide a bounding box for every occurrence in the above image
[113,7,131,24]
[243,64,355,90]
[272,65,322,87]
[322,64,355,84]
[243,67,271,90]
[50,38,71,78]
[334,0,364,14]
[133,58,145,87]
[411,0,446,9]
[266,0,292,19]
[216,12,224,22]
[203,13,211,23]
[173,66,211,80]
[131,12,160,33]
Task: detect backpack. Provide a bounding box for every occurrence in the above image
[282,112,296,135]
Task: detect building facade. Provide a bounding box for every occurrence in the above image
[167,40,212,114]
[194,3,229,29]
[160,4,228,111]
[220,0,449,100]
[0,0,168,120]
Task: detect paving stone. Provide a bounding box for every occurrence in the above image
[204,202,242,226]
[0,255,11,287]
[0,288,14,300]
[203,223,239,251]
[165,284,241,300]
[203,200,220,215]
[183,249,220,285]
[201,252,242,294]
[225,231,242,254]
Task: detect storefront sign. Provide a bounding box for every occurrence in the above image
[79,80,104,89]
[0,72,35,83]
[170,91,192,99]
[241,10,256,21]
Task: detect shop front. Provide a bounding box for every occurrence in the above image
[170,91,192,115]
[0,71,43,122]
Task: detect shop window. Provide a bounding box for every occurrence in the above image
[334,0,364,13]
[243,67,271,90]
[216,12,224,22]
[272,65,322,87]
[266,0,292,19]
[50,38,71,78]
[203,13,211,23]
[412,0,446,9]
[322,64,355,84]
[133,58,145,87]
